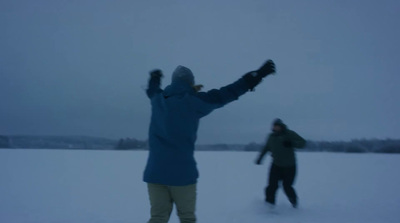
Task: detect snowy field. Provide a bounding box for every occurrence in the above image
[1,150,399,223]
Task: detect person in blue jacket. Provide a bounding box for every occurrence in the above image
[144,60,276,223]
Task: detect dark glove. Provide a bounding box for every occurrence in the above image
[283,140,293,148]
[243,71,262,91]
[255,158,262,165]
[257,60,276,78]
[150,69,163,78]
[242,60,276,91]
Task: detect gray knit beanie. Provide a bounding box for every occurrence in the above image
[172,65,195,85]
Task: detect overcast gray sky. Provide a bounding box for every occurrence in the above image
[1,0,399,143]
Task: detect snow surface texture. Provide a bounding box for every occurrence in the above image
[1,150,399,223]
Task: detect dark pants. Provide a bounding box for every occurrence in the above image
[265,164,297,205]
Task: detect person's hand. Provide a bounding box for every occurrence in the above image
[150,69,163,78]
[283,140,293,148]
[257,60,276,77]
[243,59,276,91]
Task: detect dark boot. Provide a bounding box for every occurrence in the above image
[289,197,298,208]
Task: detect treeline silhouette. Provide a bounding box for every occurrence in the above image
[116,138,148,150]
[1,135,399,153]
[244,139,400,153]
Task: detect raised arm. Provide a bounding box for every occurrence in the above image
[194,60,276,116]
[146,69,163,99]
[195,78,249,109]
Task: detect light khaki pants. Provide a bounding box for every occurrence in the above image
[147,183,197,223]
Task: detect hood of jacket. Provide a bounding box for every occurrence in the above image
[272,118,288,134]
[163,80,195,98]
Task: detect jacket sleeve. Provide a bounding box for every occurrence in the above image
[257,136,271,162]
[146,76,163,99]
[288,130,306,149]
[193,77,250,117]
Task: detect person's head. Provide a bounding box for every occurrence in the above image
[272,118,286,133]
[172,65,195,86]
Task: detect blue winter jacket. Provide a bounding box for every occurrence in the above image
[143,75,250,186]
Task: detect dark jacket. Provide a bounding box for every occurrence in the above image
[258,121,306,167]
[144,73,250,186]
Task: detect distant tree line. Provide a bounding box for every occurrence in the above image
[0,135,11,148]
[1,135,116,150]
[196,144,244,151]
[116,138,148,150]
[1,135,400,153]
[244,139,400,154]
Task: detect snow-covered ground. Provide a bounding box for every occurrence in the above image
[0,149,399,223]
